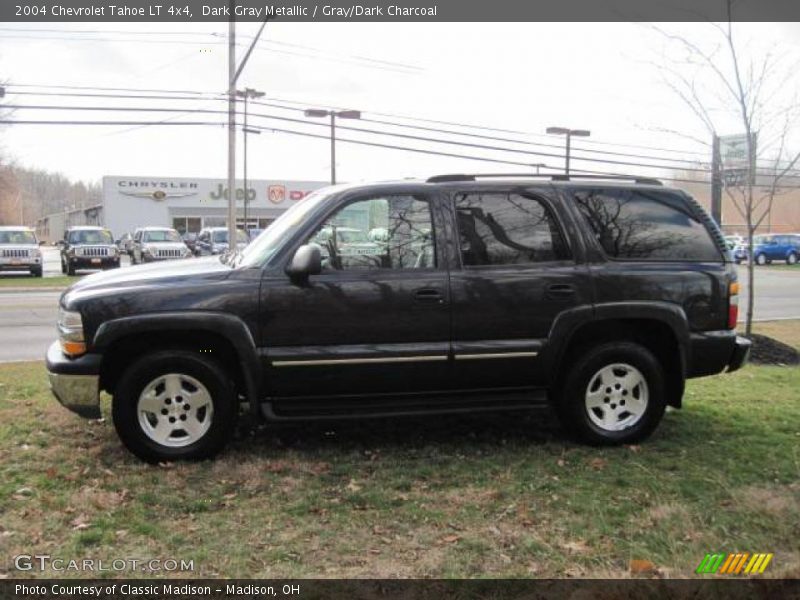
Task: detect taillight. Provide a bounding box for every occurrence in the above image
[728,281,739,329]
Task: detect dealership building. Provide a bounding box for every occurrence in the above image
[36,175,328,242]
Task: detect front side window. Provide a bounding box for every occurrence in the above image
[574,189,722,261]
[455,192,571,266]
[308,195,436,271]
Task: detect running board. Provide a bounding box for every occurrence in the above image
[261,388,549,421]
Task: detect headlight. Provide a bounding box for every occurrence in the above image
[143,245,156,255]
[57,307,85,357]
[109,246,118,256]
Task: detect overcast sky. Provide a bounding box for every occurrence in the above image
[1,21,799,185]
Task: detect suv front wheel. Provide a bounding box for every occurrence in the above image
[112,350,237,462]
[555,342,666,445]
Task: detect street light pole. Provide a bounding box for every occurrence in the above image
[330,113,336,185]
[546,127,591,175]
[237,88,265,232]
[304,109,361,185]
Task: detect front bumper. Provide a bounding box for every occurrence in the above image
[0,257,41,270]
[67,256,119,269]
[45,341,102,419]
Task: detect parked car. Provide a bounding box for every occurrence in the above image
[182,232,198,254]
[0,226,43,277]
[194,227,248,256]
[116,232,134,256]
[723,235,743,251]
[59,226,119,276]
[46,174,750,462]
[130,227,193,264]
[750,234,800,265]
[246,228,264,242]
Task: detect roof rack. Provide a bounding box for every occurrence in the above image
[426,173,663,186]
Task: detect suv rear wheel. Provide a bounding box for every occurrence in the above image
[787,252,797,265]
[555,342,666,445]
[112,350,237,462]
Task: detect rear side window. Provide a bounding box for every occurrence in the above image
[455,192,571,266]
[574,189,722,261]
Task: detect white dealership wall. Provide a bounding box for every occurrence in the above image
[102,176,329,238]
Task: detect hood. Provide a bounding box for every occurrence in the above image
[1,244,39,250]
[65,256,231,298]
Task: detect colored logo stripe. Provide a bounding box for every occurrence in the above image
[696,552,773,575]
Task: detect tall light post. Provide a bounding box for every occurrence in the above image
[304,109,361,185]
[546,127,591,175]
[236,87,265,231]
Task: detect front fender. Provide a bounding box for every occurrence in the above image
[93,312,262,420]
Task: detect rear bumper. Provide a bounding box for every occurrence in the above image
[45,341,102,419]
[727,336,752,373]
[688,330,751,377]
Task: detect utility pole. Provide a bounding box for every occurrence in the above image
[711,134,722,227]
[546,127,591,175]
[226,15,269,249]
[226,6,237,249]
[304,109,362,185]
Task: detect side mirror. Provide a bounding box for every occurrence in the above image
[39,240,46,246]
[286,244,322,280]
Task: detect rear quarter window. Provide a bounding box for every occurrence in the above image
[574,189,723,261]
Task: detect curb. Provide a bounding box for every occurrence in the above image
[0,287,66,293]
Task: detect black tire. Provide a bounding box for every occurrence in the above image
[60,257,66,274]
[112,350,237,463]
[787,252,797,265]
[30,267,43,278]
[66,262,76,276]
[755,254,767,266]
[554,342,666,445]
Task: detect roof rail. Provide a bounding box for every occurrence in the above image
[426,173,663,186]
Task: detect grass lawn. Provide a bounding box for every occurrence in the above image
[1,327,799,579]
[0,275,79,288]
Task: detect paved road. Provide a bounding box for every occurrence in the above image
[0,259,798,363]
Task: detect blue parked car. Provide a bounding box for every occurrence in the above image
[737,234,800,265]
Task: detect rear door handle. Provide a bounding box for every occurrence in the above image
[546,283,577,299]
[414,288,445,304]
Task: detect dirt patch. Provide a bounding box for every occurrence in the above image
[748,334,800,366]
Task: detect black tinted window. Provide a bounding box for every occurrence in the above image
[455,193,571,266]
[574,190,722,261]
[309,195,435,270]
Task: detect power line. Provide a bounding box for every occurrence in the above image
[6,84,800,177]
[11,101,800,181]
[7,117,800,190]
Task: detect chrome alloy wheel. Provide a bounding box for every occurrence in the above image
[584,363,649,432]
[137,373,214,447]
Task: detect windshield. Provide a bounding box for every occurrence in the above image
[68,229,113,244]
[0,230,37,244]
[212,230,249,244]
[237,190,331,267]
[143,229,182,243]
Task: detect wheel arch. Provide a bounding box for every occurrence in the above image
[544,303,689,408]
[94,312,262,420]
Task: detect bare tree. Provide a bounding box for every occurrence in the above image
[652,8,800,337]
